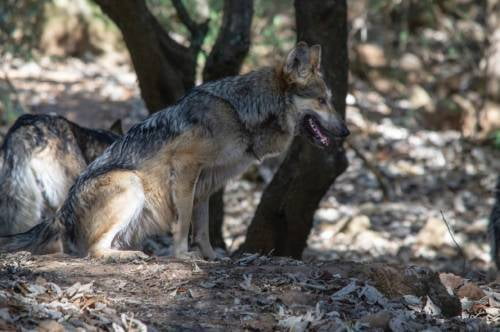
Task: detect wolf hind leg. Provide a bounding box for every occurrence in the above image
[192,199,216,260]
[86,171,147,261]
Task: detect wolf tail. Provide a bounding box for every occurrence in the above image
[489,177,500,269]
[0,217,63,255]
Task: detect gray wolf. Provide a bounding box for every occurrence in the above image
[0,42,349,260]
[0,114,119,236]
[490,177,500,269]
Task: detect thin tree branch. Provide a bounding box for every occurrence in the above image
[203,0,253,82]
[170,0,209,51]
[440,210,466,274]
[94,0,200,109]
[171,0,206,36]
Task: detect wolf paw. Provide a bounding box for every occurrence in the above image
[92,250,150,263]
[214,247,230,261]
[174,249,204,261]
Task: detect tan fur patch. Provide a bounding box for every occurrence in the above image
[137,129,215,230]
[77,170,144,250]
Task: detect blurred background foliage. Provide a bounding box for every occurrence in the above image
[0,0,49,59]
[0,0,498,142]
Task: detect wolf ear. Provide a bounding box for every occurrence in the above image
[109,119,123,135]
[310,44,322,72]
[284,41,311,82]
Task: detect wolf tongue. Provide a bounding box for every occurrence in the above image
[308,117,330,146]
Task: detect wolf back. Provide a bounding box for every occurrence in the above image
[0,114,119,236]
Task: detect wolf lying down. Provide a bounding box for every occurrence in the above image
[0,42,349,260]
[0,114,119,237]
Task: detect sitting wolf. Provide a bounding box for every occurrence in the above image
[0,42,349,260]
[0,114,119,236]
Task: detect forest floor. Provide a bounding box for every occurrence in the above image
[0,251,498,331]
[1,52,500,330]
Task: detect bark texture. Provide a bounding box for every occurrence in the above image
[94,0,205,112]
[239,0,349,258]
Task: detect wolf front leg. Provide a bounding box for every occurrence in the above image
[192,199,216,260]
[171,166,200,258]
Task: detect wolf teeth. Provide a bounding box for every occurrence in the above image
[308,118,328,145]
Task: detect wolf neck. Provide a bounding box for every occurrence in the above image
[199,67,288,130]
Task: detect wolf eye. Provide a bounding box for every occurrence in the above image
[318,97,327,105]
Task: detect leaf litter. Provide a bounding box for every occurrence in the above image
[0,252,499,330]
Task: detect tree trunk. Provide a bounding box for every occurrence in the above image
[203,0,253,250]
[202,0,253,82]
[94,0,205,112]
[239,0,349,259]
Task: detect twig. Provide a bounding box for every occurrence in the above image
[171,0,209,43]
[346,140,392,201]
[440,210,466,273]
[171,0,198,34]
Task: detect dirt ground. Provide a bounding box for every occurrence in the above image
[1,252,499,331]
[1,54,500,330]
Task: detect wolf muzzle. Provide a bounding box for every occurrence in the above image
[300,110,349,148]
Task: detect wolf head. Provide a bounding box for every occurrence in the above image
[282,41,349,148]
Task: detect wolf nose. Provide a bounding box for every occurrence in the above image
[335,122,350,138]
[340,126,350,137]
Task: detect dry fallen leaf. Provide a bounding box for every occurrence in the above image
[457,283,486,301]
[439,273,464,294]
[331,281,358,300]
[65,282,82,298]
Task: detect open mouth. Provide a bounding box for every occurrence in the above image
[302,114,331,147]
[301,113,350,148]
